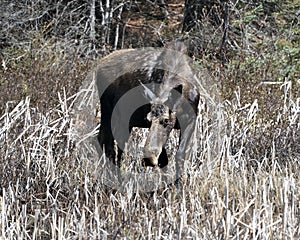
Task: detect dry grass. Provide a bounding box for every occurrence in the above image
[0,72,299,239]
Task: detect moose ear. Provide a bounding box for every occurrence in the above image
[174,41,187,54]
[139,81,156,101]
[167,41,187,54]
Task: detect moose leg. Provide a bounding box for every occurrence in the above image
[98,95,120,166]
[158,147,168,168]
[175,122,195,190]
[98,124,117,165]
[99,124,126,168]
[116,146,123,167]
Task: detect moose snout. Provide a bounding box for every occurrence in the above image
[143,156,159,167]
[143,148,161,167]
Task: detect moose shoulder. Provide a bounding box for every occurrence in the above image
[95,42,210,169]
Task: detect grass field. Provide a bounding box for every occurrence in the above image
[0,68,299,239]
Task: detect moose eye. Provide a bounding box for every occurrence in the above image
[160,118,169,127]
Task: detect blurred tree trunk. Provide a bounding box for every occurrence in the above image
[90,0,96,50]
[183,0,221,32]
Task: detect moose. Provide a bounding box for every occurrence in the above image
[95,42,213,170]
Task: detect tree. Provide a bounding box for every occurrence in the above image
[183,0,224,32]
[182,0,229,60]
